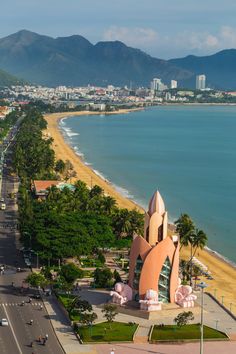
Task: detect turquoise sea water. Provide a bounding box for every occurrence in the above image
[60,106,236,263]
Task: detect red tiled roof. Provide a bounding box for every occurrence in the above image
[33,180,60,193]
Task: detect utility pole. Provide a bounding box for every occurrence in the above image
[198,281,208,354]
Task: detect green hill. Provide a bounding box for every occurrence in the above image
[0,30,235,89]
[0,68,25,87]
[0,30,192,87]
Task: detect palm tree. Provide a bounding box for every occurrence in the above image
[192,229,207,257]
[113,209,132,239]
[102,196,117,215]
[188,229,207,286]
[175,214,207,286]
[174,214,195,250]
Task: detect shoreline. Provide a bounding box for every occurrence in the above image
[44,109,236,311]
[161,102,236,106]
[45,109,144,212]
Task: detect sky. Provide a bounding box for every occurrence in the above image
[1,0,236,58]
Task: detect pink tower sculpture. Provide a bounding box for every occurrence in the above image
[128,191,179,304]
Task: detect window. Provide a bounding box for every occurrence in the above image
[158,257,171,302]
[133,255,143,291]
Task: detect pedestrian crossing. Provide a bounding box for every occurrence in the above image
[0,302,42,306]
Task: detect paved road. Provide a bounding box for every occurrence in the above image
[0,132,64,354]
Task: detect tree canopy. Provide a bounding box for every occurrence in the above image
[14,107,144,263]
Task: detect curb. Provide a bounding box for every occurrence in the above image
[42,296,67,354]
[206,292,236,321]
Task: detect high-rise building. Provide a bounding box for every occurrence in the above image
[151,78,162,91]
[150,78,168,92]
[196,74,206,90]
[171,80,177,89]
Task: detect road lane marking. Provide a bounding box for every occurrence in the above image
[2,304,23,354]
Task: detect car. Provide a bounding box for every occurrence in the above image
[30,293,41,300]
[1,318,9,326]
[0,198,4,202]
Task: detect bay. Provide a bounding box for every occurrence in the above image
[60,106,236,263]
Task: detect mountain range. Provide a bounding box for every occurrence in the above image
[0,30,235,89]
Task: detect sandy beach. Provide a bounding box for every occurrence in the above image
[45,110,236,314]
[44,110,144,212]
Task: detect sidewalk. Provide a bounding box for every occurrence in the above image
[43,288,236,353]
[43,295,97,354]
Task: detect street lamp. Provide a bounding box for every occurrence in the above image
[198,281,208,354]
[215,319,219,330]
[189,235,194,287]
[221,295,224,306]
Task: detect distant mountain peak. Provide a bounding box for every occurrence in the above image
[0,30,234,89]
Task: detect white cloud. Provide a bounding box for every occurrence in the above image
[220,26,236,47]
[103,25,236,58]
[103,26,159,49]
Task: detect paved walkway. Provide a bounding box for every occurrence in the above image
[96,342,236,354]
[43,295,97,354]
[42,288,236,354]
[80,289,236,337]
[134,324,150,343]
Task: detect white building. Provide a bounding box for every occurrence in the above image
[196,75,206,90]
[151,78,167,91]
[151,78,162,91]
[171,80,177,89]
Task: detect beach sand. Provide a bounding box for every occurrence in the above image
[44,110,144,212]
[45,110,236,314]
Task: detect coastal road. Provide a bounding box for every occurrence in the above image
[0,138,64,353]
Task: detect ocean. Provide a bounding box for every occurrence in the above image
[60,106,236,264]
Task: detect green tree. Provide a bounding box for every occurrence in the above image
[80,312,98,327]
[55,159,66,174]
[102,304,118,328]
[60,263,84,284]
[68,296,92,317]
[93,268,113,288]
[113,269,122,284]
[64,160,74,181]
[174,214,195,250]
[102,196,117,215]
[97,251,106,265]
[90,185,103,198]
[191,229,208,257]
[112,209,131,239]
[175,214,207,286]
[174,311,194,327]
[26,273,48,288]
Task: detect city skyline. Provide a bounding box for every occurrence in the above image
[0,1,236,59]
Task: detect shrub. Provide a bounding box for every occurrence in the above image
[174,311,194,327]
[60,263,84,284]
[94,267,113,288]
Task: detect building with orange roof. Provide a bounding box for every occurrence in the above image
[32,180,60,199]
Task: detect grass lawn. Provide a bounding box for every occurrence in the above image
[78,321,138,342]
[58,293,76,308]
[57,293,81,321]
[151,324,228,341]
[80,258,103,268]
